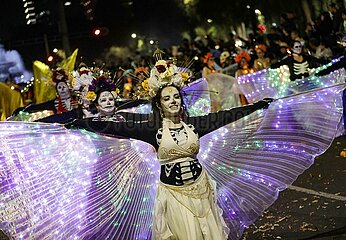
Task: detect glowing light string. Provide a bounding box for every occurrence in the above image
[237,58,346,103]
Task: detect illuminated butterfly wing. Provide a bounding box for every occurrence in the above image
[238,61,346,103]
[0,122,159,239]
[181,78,211,116]
[205,73,241,112]
[198,83,345,239]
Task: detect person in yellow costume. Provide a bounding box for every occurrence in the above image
[0,82,24,120]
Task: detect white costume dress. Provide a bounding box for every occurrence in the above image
[152,119,229,239]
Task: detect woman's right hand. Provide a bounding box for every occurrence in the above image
[255,98,275,109]
[64,119,78,129]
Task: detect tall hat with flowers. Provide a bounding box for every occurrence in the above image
[138,49,192,100]
[83,68,118,103]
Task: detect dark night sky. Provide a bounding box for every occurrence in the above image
[0,0,309,69]
[0,0,188,68]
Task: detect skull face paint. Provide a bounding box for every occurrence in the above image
[292,42,302,55]
[96,91,116,115]
[56,82,70,99]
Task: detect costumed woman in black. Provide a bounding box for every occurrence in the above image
[271,40,330,81]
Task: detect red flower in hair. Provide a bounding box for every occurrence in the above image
[255,44,267,53]
[52,69,68,83]
[234,52,251,63]
[156,65,166,73]
[203,52,213,64]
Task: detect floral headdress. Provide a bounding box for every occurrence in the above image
[52,68,70,85]
[234,51,251,63]
[146,59,190,98]
[203,52,213,64]
[134,67,149,77]
[72,66,93,91]
[85,74,118,102]
[255,44,267,53]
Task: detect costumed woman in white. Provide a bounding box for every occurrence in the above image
[72,58,273,239]
[1,57,345,239]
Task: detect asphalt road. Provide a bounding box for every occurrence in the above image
[241,136,346,240]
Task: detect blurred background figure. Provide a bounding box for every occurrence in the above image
[234,51,253,105]
[253,44,271,71]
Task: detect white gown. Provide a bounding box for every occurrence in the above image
[152,120,229,239]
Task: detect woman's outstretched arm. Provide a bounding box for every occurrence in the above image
[187,99,272,137]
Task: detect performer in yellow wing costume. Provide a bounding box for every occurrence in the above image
[0,82,23,120]
[33,49,78,104]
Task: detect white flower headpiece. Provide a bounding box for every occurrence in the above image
[148,60,185,98]
[72,67,93,91]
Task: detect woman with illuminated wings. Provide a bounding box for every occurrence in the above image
[0,57,345,239]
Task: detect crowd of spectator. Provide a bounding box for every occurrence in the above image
[110,2,345,99]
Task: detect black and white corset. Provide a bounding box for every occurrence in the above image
[157,124,203,186]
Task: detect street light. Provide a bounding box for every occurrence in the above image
[94,29,101,36]
[131,33,137,39]
[149,40,154,45]
[93,27,109,37]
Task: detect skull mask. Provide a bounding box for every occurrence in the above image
[220,51,230,64]
[56,82,70,99]
[96,91,116,116]
[292,42,302,55]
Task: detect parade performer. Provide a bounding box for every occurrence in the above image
[71,58,272,239]
[253,44,271,71]
[1,57,345,240]
[271,40,329,81]
[234,51,254,105]
[11,69,78,119]
[202,52,220,78]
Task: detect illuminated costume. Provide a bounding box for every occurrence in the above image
[0,58,345,240]
[271,41,329,81]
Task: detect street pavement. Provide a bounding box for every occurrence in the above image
[241,136,346,240]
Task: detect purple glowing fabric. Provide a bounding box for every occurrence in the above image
[0,83,345,239]
[198,83,345,239]
[181,78,211,116]
[0,123,158,239]
[204,73,241,112]
[237,61,346,103]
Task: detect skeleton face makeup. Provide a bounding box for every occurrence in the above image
[292,42,302,54]
[96,91,116,116]
[56,82,70,99]
[220,51,230,64]
[159,86,182,119]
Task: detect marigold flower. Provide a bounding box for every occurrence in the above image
[86,91,96,101]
